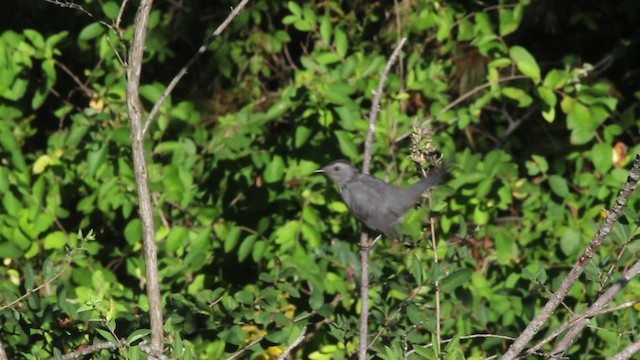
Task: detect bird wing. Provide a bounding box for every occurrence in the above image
[342,175,398,236]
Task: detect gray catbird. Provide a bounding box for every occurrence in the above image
[316,160,442,239]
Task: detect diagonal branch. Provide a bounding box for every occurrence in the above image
[142,0,250,135]
[500,149,640,359]
[548,258,640,357]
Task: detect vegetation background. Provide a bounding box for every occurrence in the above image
[1,0,640,359]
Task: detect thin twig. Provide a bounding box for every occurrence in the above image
[0,257,72,311]
[358,37,407,360]
[44,0,93,17]
[56,340,124,360]
[226,336,264,360]
[501,149,640,359]
[427,188,441,353]
[395,75,528,143]
[142,0,250,135]
[114,0,129,31]
[527,297,640,355]
[276,327,307,360]
[363,37,407,173]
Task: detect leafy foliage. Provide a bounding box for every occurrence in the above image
[2,0,640,359]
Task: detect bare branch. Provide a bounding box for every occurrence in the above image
[142,0,250,135]
[125,0,164,351]
[363,37,407,173]
[0,339,7,360]
[55,340,124,360]
[140,340,171,360]
[501,149,640,359]
[226,335,264,360]
[527,297,640,355]
[276,327,307,360]
[549,258,640,357]
[610,338,640,360]
[0,257,72,312]
[45,0,93,17]
[395,75,528,143]
[358,37,407,360]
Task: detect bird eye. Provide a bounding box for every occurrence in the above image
[333,166,340,171]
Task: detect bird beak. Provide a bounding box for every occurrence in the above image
[314,169,324,174]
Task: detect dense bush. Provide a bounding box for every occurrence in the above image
[1,0,640,359]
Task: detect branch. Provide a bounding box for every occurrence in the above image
[427,194,441,353]
[0,339,7,360]
[610,338,640,360]
[500,149,640,359]
[549,258,640,357]
[140,340,171,360]
[526,297,640,355]
[125,0,164,351]
[226,335,264,360]
[55,340,123,360]
[276,327,307,360]
[358,37,407,360]
[0,257,71,311]
[142,0,250,135]
[394,75,528,143]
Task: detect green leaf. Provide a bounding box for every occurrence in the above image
[252,240,266,262]
[24,29,45,49]
[499,8,520,36]
[309,286,324,310]
[568,102,592,129]
[548,175,569,197]
[294,126,311,148]
[264,155,285,183]
[287,1,302,16]
[124,219,142,245]
[238,235,257,262]
[32,154,52,174]
[44,231,67,250]
[43,257,55,282]
[319,16,331,43]
[78,23,104,41]
[166,226,187,254]
[440,268,473,293]
[591,143,612,173]
[102,1,120,20]
[570,127,595,145]
[537,86,556,108]
[560,96,574,114]
[224,226,242,253]
[560,228,581,256]
[234,289,254,304]
[3,190,21,217]
[334,28,347,57]
[509,46,541,82]
[96,328,119,345]
[87,145,107,178]
[501,87,533,107]
[334,130,357,159]
[543,69,566,89]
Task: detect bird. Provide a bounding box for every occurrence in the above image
[316,160,442,239]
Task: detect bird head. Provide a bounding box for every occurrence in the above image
[315,160,359,186]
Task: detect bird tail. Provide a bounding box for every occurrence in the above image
[407,165,445,200]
